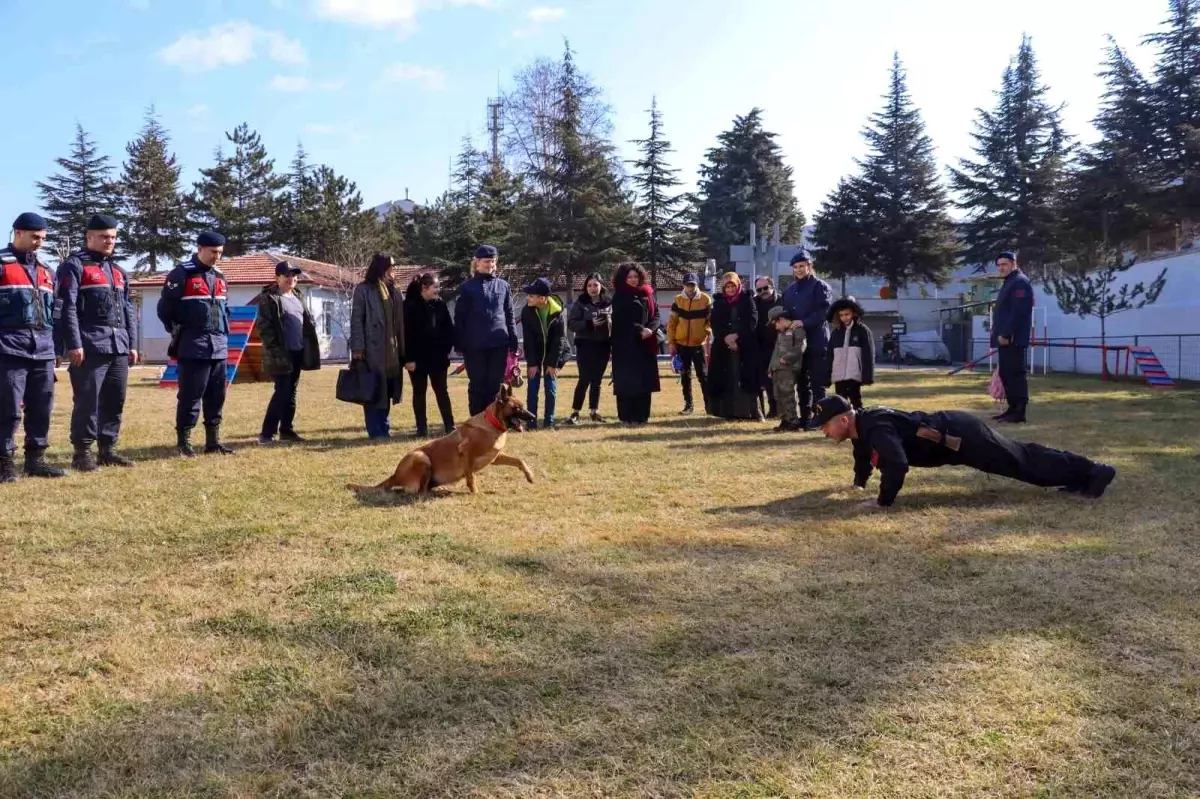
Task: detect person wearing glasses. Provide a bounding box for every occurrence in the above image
[753,276,782,419]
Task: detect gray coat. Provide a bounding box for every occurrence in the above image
[349,280,406,408]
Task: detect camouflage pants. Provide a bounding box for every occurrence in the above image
[772,369,802,424]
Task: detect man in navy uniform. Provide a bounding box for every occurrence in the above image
[55,214,138,471]
[780,248,833,429]
[0,213,66,481]
[157,231,234,457]
[991,251,1034,423]
[813,395,1116,509]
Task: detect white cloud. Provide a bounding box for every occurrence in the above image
[185,103,210,118]
[304,123,338,134]
[158,21,307,73]
[526,6,564,22]
[512,5,564,38]
[314,0,494,33]
[380,63,446,90]
[269,75,345,91]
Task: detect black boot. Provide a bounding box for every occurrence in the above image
[680,402,694,415]
[98,439,134,468]
[72,444,98,473]
[25,447,66,478]
[0,452,17,483]
[999,402,1027,424]
[204,424,235,455]
[177,427,197,458]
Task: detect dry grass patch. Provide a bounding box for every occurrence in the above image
[1,365,1199,796]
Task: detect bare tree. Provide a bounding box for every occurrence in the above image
[325,232,376,356]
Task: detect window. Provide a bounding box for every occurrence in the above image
[322,301,334,336]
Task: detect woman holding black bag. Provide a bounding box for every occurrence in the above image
[348,253,406,439]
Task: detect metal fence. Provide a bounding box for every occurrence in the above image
[963,334,1200,383]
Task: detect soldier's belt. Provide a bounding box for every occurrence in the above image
[916,424,962,451]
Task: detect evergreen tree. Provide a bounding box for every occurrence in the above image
[191,123,285,256]
[276,142,321,258]
[451,137,489,207]
[950,36,1070,274]
[36,123,122,257]
[1145,0,1200,221]
[118,107,190,271]
[1046,250,1167,356]
[695,108,805,266]
[628,97,702,286]
[308,165,371,264]
[373,204,410,263]
[813,55,956,290]
[476,163,527,264]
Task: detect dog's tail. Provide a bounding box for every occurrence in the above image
[345,474,399,494]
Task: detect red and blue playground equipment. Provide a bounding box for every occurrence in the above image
[158,305,260,388]
[949,333,1177,389]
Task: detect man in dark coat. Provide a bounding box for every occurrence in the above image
[990,251,1034,424]
[0,212,65,481]
[454,244,519,416]
[56,214,139,471]
[780,249,833,428]
[753,276,782,418]
[813,395,1116,509]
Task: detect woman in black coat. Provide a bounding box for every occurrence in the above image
[609,263,661,425]
[403,272,456,436]
[707,272,763,420]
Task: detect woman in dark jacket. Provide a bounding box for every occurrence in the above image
[403,272,456,436]
[253,261,322,444]
[609,263,661,425]
[707,272,763,420]
[349,253,406,439]
[822,296,875,410]
[564,272,611,425]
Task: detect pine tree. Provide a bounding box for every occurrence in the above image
[628,98,703,286]
[373,204,410,263]
[476,163,526,265]
[451,137,489,207]
[118,107,190,272]
[950,36,1070,274]
[276,142,321,258]
[814,55,956,290]
[1145,0,1200,223]
[191,123,285,256]
[696,108,805,266]
[1062,38,1164,255]
[308,165,371,264]
[36,123,122,257]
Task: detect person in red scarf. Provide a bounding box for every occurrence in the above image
[707,272,764,420]
[609,263,661,424]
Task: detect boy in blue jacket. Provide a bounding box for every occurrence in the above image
[454,245,519,415]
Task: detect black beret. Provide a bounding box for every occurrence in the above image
[87,213,119,231]
[13,212,47,231]
[474,244,498,259]
[197,231,226,247]
[996,251,1017,263]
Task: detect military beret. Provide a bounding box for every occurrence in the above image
[474,244,498,259]
[87,213,119,231]
[996,251,1017,263]
[197,231,226,247]
[790,248,813,265]
[12,212,47,231]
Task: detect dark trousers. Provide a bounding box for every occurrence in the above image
[464,347,510,416]
[572,340,610,412]
[176,358,228,431]
[69,353,129,446]
[939,411,1093,489]
[834,380,863,410]
[261,350,304,438]
[798,345,827,420]
[363,377,401,439]
[616,393,652,423]
[411,367,454,433]
[0,355,54,453]
[676,344,708,408]
[998,346,1029,406]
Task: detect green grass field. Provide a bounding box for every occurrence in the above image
[2,365,1199,797]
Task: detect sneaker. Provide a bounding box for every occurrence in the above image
[772,421,801,433]
[1081,463,1116,499]
[543,421,557,432]
[258,435,275,445]
[527,420,539,432]
[278,430,305,443]
[589,411,607,424]
[563,412,582,426]
[679,403,694,416]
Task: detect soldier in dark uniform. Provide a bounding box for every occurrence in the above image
[991,251,1034,423]
[55,214,138,471]
[0,212,66,481]
[157,231,234,457]
[812,395,1116,509]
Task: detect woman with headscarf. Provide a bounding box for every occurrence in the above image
[349,253,406,439]
[706,271,763,421]
[609,263,661,425]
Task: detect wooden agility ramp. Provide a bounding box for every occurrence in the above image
[159,306,269,388]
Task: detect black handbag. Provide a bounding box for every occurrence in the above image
[336,361,379,405]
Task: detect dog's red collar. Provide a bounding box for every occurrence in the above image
[483,408,506,432]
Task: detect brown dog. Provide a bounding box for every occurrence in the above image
[346,384,537,496]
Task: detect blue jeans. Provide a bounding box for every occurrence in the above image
[527,369,557,425]
[363,377,400,439]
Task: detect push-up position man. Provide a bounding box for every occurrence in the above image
[812,395,1116,509]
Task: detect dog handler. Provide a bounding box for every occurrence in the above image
[812,395,1117,509]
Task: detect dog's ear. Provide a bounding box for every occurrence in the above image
[497,384,511,403]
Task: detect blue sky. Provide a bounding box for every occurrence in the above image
[0,0,1167,245]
